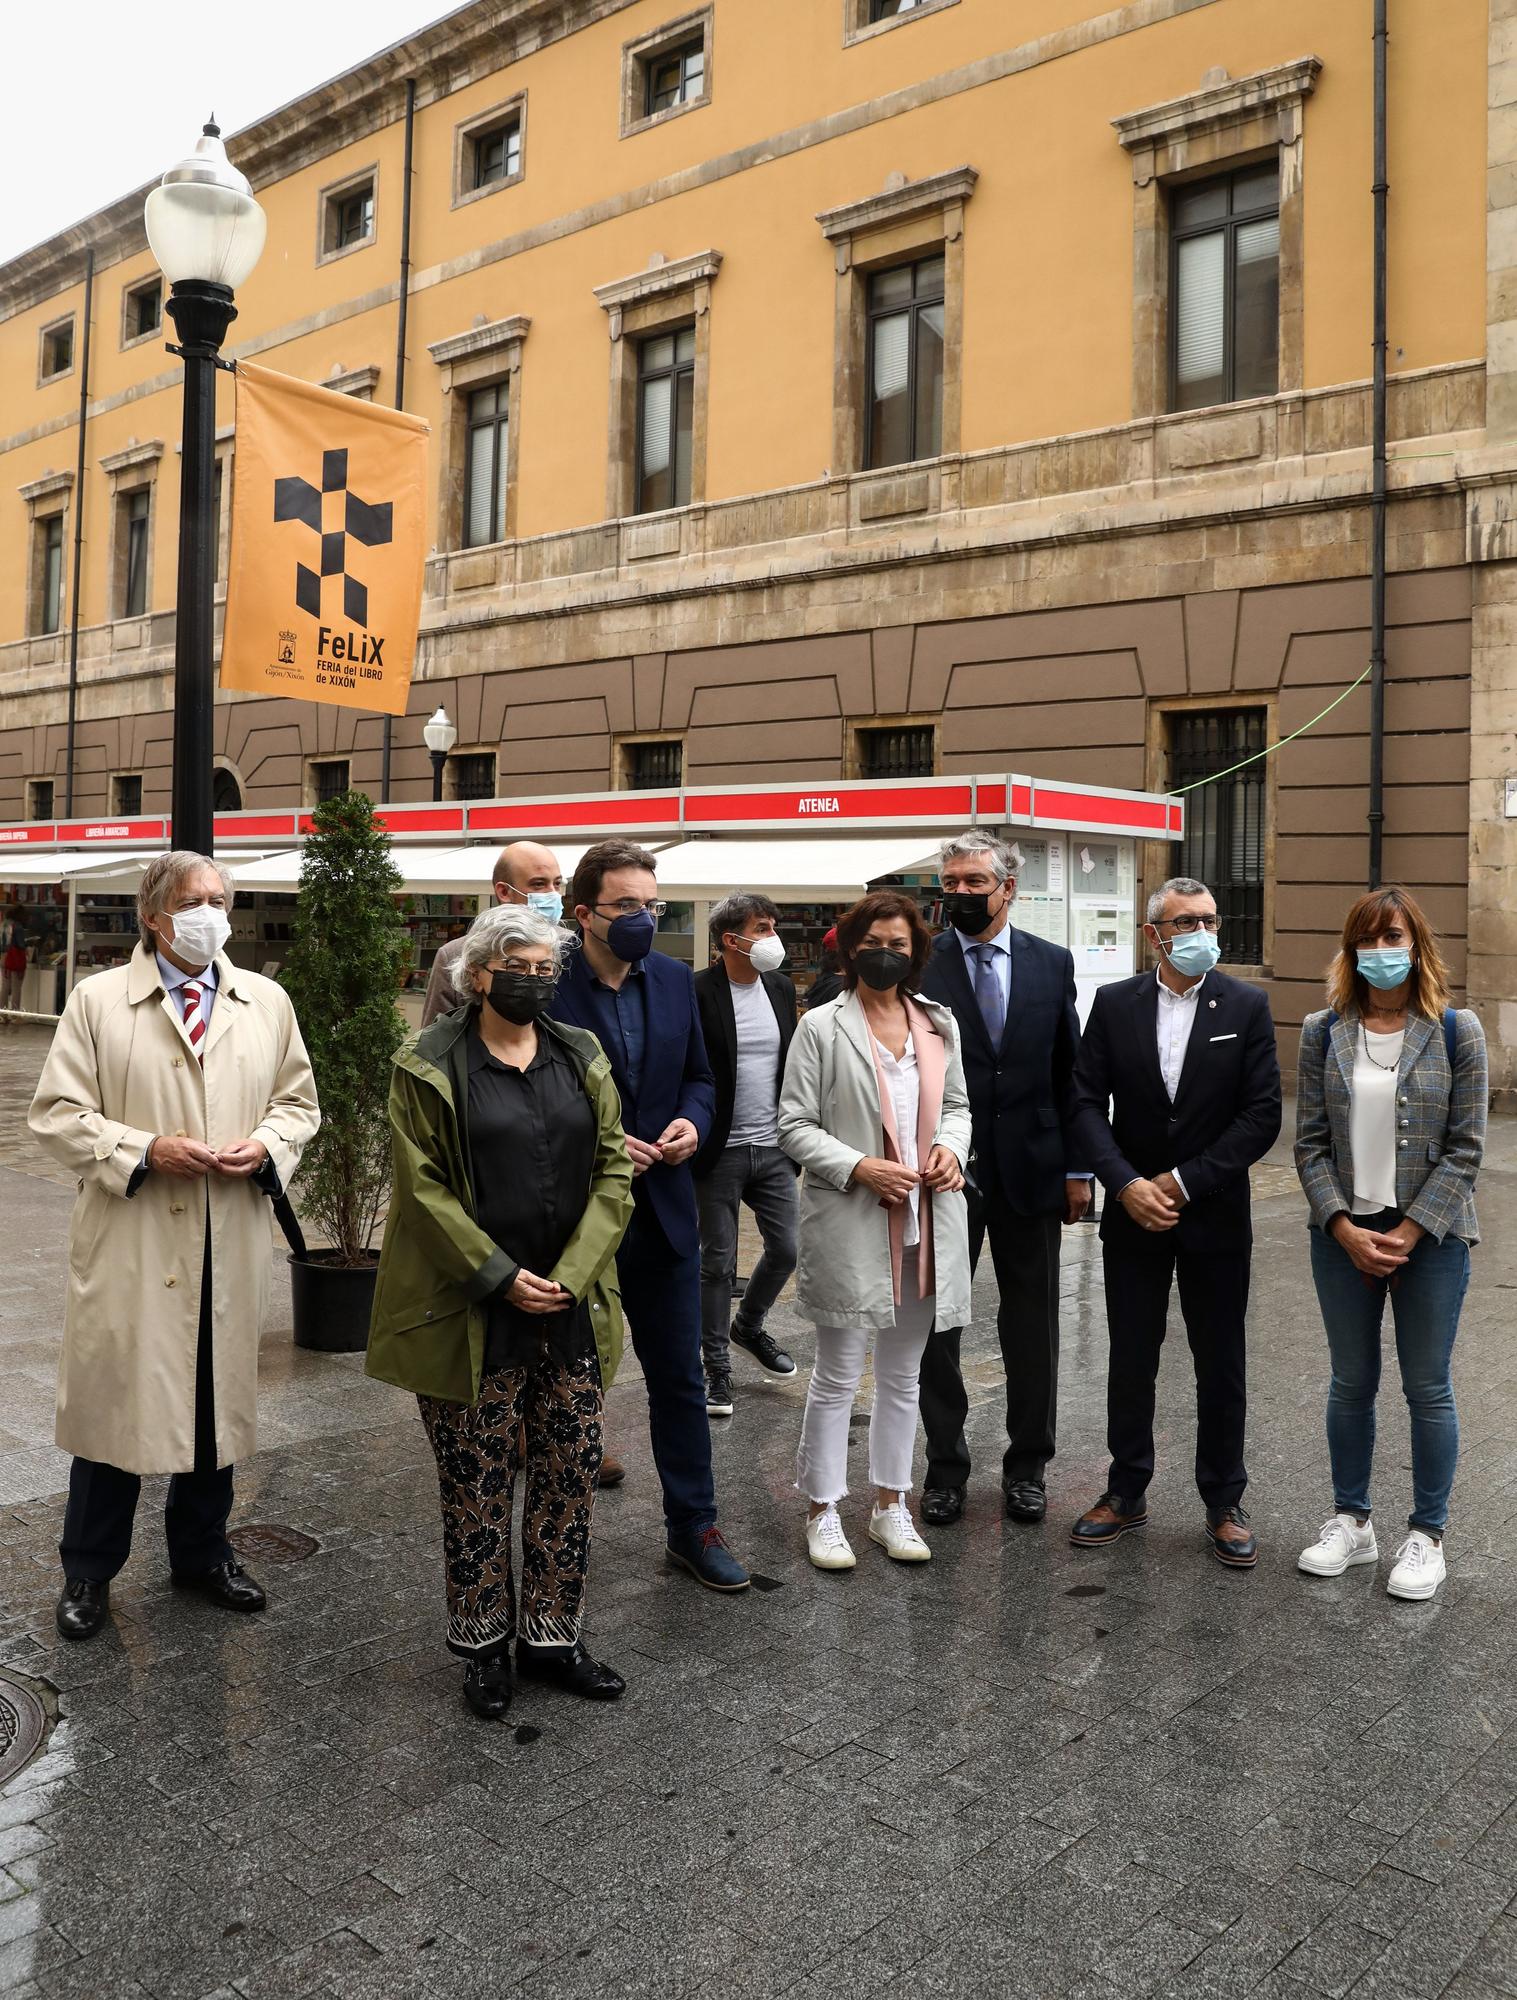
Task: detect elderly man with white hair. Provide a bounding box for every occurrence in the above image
[29,850,320,1642]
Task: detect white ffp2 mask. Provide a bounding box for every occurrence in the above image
[747,934,787,974]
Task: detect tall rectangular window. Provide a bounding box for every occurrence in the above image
[637,328,695,514]
[464,384,509,547]
[212,461,224,581]
[1169,708,1267,965]
[112,774,143,817]
[28,779,54,821]
[865,256,945,470]
[122,489,150,617]
[1170,164,1280,412]
[857,724,935,779]
[125,279,162,341]
[39,514,64,635]
[40,319,74,380]
[337,187,373,247]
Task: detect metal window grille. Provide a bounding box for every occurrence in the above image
[113,775,143,817]
[451,753,496,800]
[313,760,350,804]
[29,781,54,821]
[1169,709,1267,965]
[857,725,935,779]
[628,740,683,789]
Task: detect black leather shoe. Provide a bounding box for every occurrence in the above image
[1003,1480,1048,1523]
[463,1649,513,1720]
[1205,1504,1259,1569]
[515,1640,626,1701]
[171,1559,267,1612]
[56,1577,109,1642]
[920,1486,965,1526]
[1070,1491,1149,1546]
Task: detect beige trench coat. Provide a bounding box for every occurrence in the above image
[28,944,321,1474]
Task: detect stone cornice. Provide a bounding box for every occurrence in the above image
[427,317,532,369]
[99,439,164,477]
[593,251,723,317]
[1112,56,1322,153]
[815,166,979,245]
[18,470,73,504]
[323,364,382,398]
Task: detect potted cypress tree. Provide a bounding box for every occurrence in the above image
[280,789,411,1351]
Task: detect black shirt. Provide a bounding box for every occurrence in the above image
[466,1018,597,1371]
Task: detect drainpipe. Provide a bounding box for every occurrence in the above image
[64,247,94,818]
[1367,0,1389,889]
[380,75,416,805]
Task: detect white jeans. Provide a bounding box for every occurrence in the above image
[796,1253,936,1505]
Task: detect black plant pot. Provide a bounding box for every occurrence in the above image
[290,1250,379,1353]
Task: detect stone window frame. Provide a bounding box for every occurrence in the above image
[320,363,381,401]
[620,7,714,140]
[316,164,378,268]
[816,166,977,478]
[120,275,164,351]
[100,440,164,623]
[453,92,528,209]
[1113,57,1321,423]
[614,733,685,792]
[842,0,961,50]
[38,313,75,386]
[594,251,721,520]
[428,316,531,551]
[20,469,73,638]
[846,716,940,781]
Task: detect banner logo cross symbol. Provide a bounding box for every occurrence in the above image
[273,448,392,629]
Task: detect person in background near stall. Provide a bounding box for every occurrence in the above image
[693,892,800,1419]
[1,904,27,1018]
[917,830,1089,1529]
[29,852,320,1642]
[805,927,845,1010]
[552,841,751,1591]
[368,905,634,1718]
[421,841,567,1026]
[1294,886,1486,1603]
[779,891,971,1572]
[1070,876,1281,1569]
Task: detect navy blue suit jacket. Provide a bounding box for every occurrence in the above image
[552,945,716,1258]
[918,925,1083,1217]
[1070,969,1282,1254]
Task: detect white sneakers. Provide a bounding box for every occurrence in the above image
[1298,1513,1378,1577]
[1387,1530,1447,1601]
[1297,1513,1447,1600]
[868,1501,932,1563]
[806,1505,856,1571]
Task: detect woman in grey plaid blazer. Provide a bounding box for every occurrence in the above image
[1293,886,1487,1604]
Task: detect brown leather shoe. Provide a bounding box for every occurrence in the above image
[1205,1505,1258,1568]
[1070,1491,1149,1546]
[596,1451,626,1490]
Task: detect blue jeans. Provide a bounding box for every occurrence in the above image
[696,1144,799,1374]
[1309,1212,1470,1536]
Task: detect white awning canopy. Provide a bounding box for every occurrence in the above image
[227,844,597,896]
[650,838,941,902]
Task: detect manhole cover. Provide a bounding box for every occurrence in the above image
[227,1524,319,1564]
[0,1672,50,1788]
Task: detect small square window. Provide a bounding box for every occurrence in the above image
[625,739,683,790]
[646,37,704,116]
[112,774,143,817]
[28,779,55,822]
[856,724,935,779]
[40,318,74,381]
[473,118,522,190]
[320,175,377,261]
[623,11,713,135]
[450,752,497,801]
[311,759,351,804]
[124,279,162,344]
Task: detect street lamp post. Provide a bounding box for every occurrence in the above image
[423,706,458,803]
[145,121,266,857]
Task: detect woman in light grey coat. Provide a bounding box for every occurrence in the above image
[779,890,971,1573]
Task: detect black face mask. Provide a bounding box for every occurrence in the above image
[854,947,912,992]
[941,889,998,936]
[485,971,557,1024]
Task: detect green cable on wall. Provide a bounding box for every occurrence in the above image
[1171,663,1373,796]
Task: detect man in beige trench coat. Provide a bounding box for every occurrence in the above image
[29,851,320,1642]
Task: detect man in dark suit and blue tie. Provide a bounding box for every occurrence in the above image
[1069,875,1282,1568]
[552,840,750,1591]
[917,830,1091,1528]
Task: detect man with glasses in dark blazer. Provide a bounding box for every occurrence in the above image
[917,829,1090,1528]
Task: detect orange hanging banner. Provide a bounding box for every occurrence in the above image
[220,361,429,717]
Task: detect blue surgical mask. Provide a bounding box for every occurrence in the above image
[1357,946,1412,990]
[526,891,564,924]
[601,909,656,963]
[1164,929,1221,977]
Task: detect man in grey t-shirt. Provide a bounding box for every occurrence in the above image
[692,893,800,1416]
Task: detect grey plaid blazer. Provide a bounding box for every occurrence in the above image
[1294,1007,1487,1244]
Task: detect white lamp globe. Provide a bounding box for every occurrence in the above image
[423,707,459,756]
[145,121,266,291]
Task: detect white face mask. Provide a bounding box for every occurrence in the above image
[163,901,232,967]
[746,933,786,974]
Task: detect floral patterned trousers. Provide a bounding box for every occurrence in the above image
[417,1354,603,1655]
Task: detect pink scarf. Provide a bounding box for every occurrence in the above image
[865,998,948,1307]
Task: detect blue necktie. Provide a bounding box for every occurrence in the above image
[973,943,1004,1047]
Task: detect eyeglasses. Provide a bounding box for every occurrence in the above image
[491,958,559,981]
[594,899,667,918]
[1158,913,1221,934]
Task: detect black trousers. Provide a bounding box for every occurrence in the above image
[1102,1235,1250,1511]
[59,1227,234,1585]
[918,1183,1062,1490]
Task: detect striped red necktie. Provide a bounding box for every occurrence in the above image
[182,981,206,1062]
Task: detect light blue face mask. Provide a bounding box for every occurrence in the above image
[526,891,564,924]
[1163,927,1221,977]
[1356,946,1412,990]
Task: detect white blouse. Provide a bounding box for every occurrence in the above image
[1349,1026,1404,1214]
[872,1035,922,1248]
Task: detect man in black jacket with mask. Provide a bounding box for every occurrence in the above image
[917,829,1090,1527]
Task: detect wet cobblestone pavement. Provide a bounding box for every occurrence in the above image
[3,1022,1517,1999]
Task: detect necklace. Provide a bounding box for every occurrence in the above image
[1360,1021,1402,1072]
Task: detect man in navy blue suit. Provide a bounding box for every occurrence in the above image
[552,840,750,1591]
[917,830,1090,1528]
